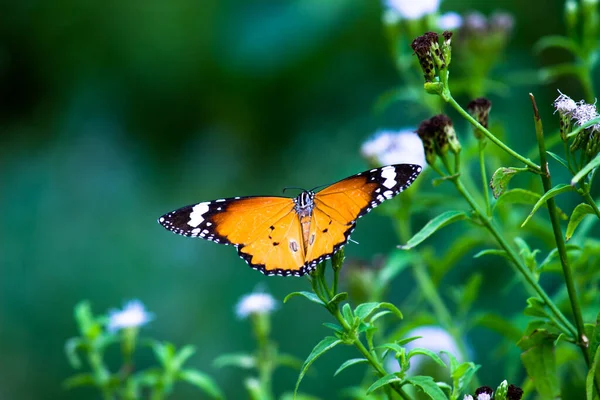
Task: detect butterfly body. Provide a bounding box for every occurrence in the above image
[159,164,421,277]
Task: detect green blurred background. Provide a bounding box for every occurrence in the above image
[0,0,582,398]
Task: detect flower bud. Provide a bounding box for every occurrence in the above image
[411,32,438,82]
[467,97,492,139]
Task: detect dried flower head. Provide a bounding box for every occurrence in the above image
[411,32,439,81]
[236,291,278,319]
[467,97,492,139]
[361,129,426,168]
[107,300,154,333]
[507,384,524,400]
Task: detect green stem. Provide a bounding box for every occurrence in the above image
[479,141,491,216]
[453,177,577,337]
[332,308,411,400]
[446,95,541,171]
[529,94,600,396]
[579,187,600,219]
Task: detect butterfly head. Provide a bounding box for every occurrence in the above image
[294,191,315,216]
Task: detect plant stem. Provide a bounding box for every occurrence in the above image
[453,177,577,338]
[446,95,541,171]
[529,93,600,396]
[332,308,412,400]
[479,141,491,216]
[579,186,600,219]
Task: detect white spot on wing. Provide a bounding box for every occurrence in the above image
[381,166,397,189]
[188,202,210,227]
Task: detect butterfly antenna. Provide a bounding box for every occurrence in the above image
[348,238,359,245]
[309,181,335,192]
[282,186,307,194]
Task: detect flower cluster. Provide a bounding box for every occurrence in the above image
[554,91,600,156]
[467,97,493,139]
[411,31,453,85]
[417,114,461,164]
[464,382,523,400]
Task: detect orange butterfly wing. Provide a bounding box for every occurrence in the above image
[159,164,422,277]
[305,164,422,266]
[158,196,308,276]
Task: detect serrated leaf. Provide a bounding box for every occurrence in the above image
[294,336,342,397]
[490,167,524,199]
[587,345,600,400]
[63,373,96,389]
[518,330,560,398]
[572,152,600,185]
[284,291,325,306]
[354,302,403,322]
[406,376,447,400]
[366,373,402,394]
[408,348,446,368]
[213,353,256,369]
[566,203,596,241]
[521,184,574,227]
[399,211,469,250]
[547,151,570,170]
[178,370,224,399]
[333,358,369,377]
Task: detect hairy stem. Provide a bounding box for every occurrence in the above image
[529,93,600,396]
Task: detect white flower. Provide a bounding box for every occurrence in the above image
[404,326,462,370]
[384,0,440,20]
[477,394,491,400]
[438,12,463,30]
[107,300,154,332]
[463,396,474,400]
[553,91,577,116]
[361,129,426,168]
[236,292,278,319]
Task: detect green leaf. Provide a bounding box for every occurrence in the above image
[572,152,600,185]
[341,303,354,325]
[408,348,446,368]
[534,35,581,55]
[173,345,196,370]
[322,322,344,334]
[490,167,526,199]
[366,373,402,394]
[377,250,413,287]
[442,351,480,395]
[494,188,540,211]
[277,353,303,370]
[521,184,574,227]
[354,302,402,322]
[566,203,596,241]
[295,336,342,397]
[150,341,176,366]
[587,345,600,400]
[399,211,469,250]
[327,292,348,309]
[74,301,101,339]
[284,291,325,306]
[63,373,96,389]
[333,358,368,376]
[547,151,570,170]
[406,376,447,400]
[65,338,83,369]
[518,330,560,399]
[538,244,581,270]
[378,342,404,355]
[524,297,548,318]
[370,310,392,323]
[473,249,510,261]
[178,369,224,399]
[213,353,255,369]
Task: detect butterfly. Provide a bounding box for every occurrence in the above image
[158,164,422,277]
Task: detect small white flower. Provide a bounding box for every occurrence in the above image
[107,300,154,332]
[384,0,440,20]
[477,394,491,400]
[573,102,600,128]
[404,326,463,370]
[438,12,463,30]
[553,92,577,115]
[463,396,474,400]
[236,292,278,319]
[361,129,426,168]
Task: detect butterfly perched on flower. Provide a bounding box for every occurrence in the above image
[158,164,422,277]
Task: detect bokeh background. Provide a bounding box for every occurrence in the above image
[0,0,587,399]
